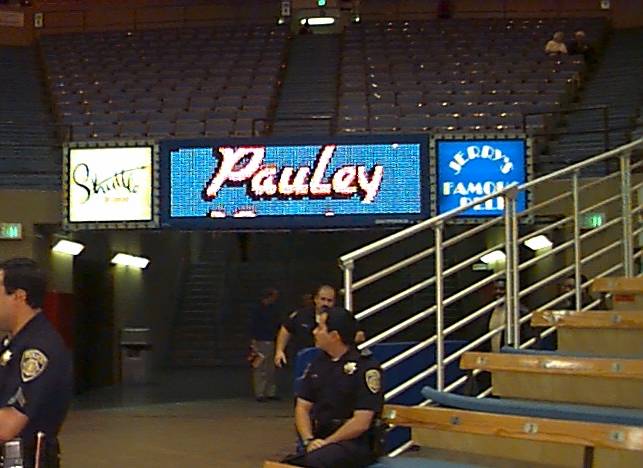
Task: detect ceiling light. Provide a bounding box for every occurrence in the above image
[301,17,335,26]
[52,240,84,256]
[524,235,553,251]
[111,253,150,269]
[480,250,506,264]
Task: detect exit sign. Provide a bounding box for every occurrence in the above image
[0,223,22,240]
[582,212,605,229]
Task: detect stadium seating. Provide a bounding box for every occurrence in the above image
[337,18,606,138]
[384,401,643,467]
[459,351,643,408]
[531,310,643,358]
[40,25,288,140]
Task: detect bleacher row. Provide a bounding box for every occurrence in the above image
[39,17,607,141]
[336,18,605,134]
[42,25,288,139]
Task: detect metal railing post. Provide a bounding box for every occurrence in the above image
[342,260,354,312]
[434,223,445,391]
[510,195,520,347]
[621,152,633,276]
[572,172,582,310]
[503,190,516,346]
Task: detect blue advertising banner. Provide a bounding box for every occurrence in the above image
[160,136,429,229]
[436,139,527,217]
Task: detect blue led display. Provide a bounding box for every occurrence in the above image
[436,139,527,217]
[161,137,429,229]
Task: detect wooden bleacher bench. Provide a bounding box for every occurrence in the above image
[384,403,643,468]
[460,351,643,408]
[531,310,643,358]
[592,277,643,310]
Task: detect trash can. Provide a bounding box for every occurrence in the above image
[120,327,152,384]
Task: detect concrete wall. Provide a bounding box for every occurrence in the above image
[2,0,642,45]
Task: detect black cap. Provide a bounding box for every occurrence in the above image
[324,306,357,345]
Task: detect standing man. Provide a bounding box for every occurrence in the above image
[0,258,73,468]
[274,284,336,368]
[249,287,280,402]
[283,307,383,467]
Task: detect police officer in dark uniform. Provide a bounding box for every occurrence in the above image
[283,307,383,468]
[0,258,73,468]
[274,284,336,368]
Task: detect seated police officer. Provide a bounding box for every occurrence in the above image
[284,307,383,468]
[0,258,73,468]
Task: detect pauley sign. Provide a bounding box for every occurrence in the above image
[436,139,527,216]
[203,145,384,203]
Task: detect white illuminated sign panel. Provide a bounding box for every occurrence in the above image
[68,147,153,223]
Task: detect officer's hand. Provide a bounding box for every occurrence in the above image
[274,350,287,367]
[307,439,327,452]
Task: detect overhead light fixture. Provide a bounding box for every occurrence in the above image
[524,234,553,251]
[52,240,84,256]
[300,17,335,26]
[111,253,150,269]
[480,250,506,264]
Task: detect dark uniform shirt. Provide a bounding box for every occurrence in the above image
[283,307,318,352]
[297,347,383,441]
[249,302,280,342]
[0,313,73,466]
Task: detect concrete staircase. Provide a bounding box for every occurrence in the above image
[170,236,235,367]
[0,46,61,189]
[271,34,340,136]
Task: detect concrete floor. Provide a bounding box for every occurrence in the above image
[59,368,295,468]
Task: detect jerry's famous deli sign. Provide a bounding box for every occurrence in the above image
[434,138,529,218]
[159,136,430,229]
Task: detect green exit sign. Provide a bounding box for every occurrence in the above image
[0,223,22,240]
[582,212,605,229]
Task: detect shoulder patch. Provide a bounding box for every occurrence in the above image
[21,349,48,383]
[365,369,381,394]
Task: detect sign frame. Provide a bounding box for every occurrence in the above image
[430,133,533,223]
[159,134,430,231]
[62,140,160,231]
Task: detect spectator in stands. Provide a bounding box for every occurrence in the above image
[567,30,596,64]
[249,287,281,402]
[545,31,568,55]
[559,274,595,310]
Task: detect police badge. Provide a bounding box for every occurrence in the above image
[21,349,48,382]
[343,362,357,375]
[365,369,381,393]
[0,349,12,366]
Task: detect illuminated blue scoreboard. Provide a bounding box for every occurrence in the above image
[434,137,529,218]
[160,136,429,229]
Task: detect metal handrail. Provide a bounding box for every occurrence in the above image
[340,138,642,457]
[340,138,642,266]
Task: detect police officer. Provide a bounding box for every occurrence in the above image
[0,258,73,468]
[284,307,383,468]
[274,284,336,368]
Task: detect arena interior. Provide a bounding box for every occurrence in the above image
[0,0,642,467]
